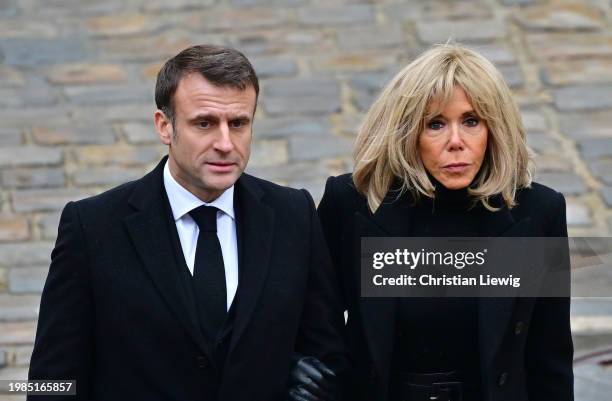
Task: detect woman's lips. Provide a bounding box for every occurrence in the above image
[442,163,470,173]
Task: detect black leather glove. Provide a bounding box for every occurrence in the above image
[287,355,339,401]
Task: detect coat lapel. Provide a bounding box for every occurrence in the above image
[228,174,275,355]
[477,201,532,369]
[355,189,413,382]
[123,158,212,360]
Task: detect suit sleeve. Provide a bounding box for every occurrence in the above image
[28,202,94,401]
[294,188,350,377]
[524,192,574,401]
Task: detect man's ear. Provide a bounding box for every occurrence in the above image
[154,109,173,145]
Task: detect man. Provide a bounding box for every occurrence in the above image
[28,45,347,401]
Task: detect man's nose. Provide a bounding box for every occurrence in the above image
[214,123,234,152]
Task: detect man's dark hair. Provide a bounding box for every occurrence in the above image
[155,44,259,127]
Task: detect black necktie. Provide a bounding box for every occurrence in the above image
[189,205,227,342]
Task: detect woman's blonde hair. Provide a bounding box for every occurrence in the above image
[353,43,533,213]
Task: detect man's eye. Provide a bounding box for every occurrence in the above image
[464,117,479,127]
[230,119,246,128]
[428,120,444,130]
[198,121,211,128]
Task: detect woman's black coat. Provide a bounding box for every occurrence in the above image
[317,173,573,401]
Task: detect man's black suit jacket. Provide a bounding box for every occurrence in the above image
[317,173,573,401]
[28,157,348,401]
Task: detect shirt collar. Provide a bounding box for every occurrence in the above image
[163,159,235,221]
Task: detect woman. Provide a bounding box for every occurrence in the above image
[316,44,573,401]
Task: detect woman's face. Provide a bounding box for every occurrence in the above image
[419,86,488,190]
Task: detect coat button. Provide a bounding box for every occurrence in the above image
[515,321,524,335]
[196,356,208,369]
[498,372,508,387]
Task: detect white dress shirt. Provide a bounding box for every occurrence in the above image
[163,161,238,310]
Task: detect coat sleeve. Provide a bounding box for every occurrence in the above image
[28,202,94,401]
[524,192,574,401]
[294,188,350,377]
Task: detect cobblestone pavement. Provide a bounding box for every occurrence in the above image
[0,0,611,399]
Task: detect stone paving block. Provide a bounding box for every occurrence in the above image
[121,122,157,144]
[8,267,47,294]
[45,63,128,85]
[39,212,61,240]
[33,126,116,145]
[601,187,612,208]
[536,172,588,195]
[0,129,22,146]
[521,110,548,132]
[542,58,612,86]
[0,215,29,242]
[349,71,397,111]
[0,242,53,269]
[578,138,612,160]
[467,43,517,64]
[298,5,375,26]
[0,349,5,368]
[416,19,506,44]
[249,139,288,167]
[553,84,612,111]
[141,0,216,12]
[501,0,534,5]
[0,20,59,39]
[0,295,40,322]
[263,78,341,116]
[186,8,290,32]
[527,133,561,154]
[0,267,7,291]
[63,84,152,106]
[250,57,297,78]
[72,167,143,187]
[95,30,191,62]
[74,145,161,166]
[14,345,33,366]
[515,2,605,31]
[526,33,612,59]
[533,154,573,172]
[85,14,164,37]
[247,161,328,183]
[253,117,331,138]
[73,103,154,123]
[30,0,125,17]
[566,201,592,226]
[587,160,612,185]
[0,79,59,108]
[0,321,37,345]
[11,189,92,213]
[0,38,88,66]
[559,110,611,139]
[0,66,25,87]
[230,0,305,6]
[0,147,62,168]
[382,2,421,22]
[2,168,65,189]
[315,52,394,72]
[336,25,406,50]
[498,64,524,88]
[0,0,18,17]
[289,134,353,162]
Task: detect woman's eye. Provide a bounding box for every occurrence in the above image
[428,120,444,130]
[464,117,479,127]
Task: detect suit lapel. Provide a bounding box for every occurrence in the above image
[355,189,413,381]
[123,158,212,360]
[228,174,275,355]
